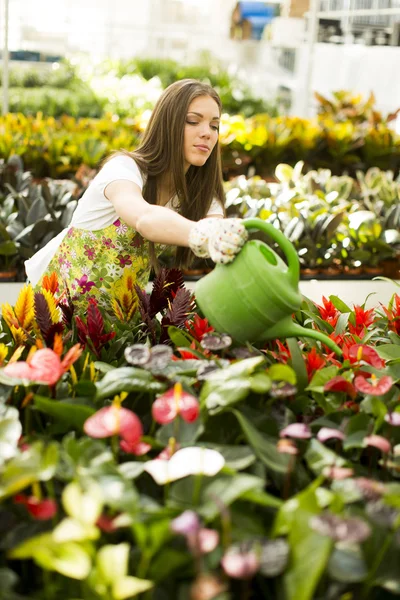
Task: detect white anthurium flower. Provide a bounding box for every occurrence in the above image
[144,447,225,485]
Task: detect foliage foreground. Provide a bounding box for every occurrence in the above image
[1,270,400,600]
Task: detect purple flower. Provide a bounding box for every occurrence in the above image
[280,423,311,439]
[75,274,96,294]
[118,254,132,268]
[84,245,95,260]
[317,427,345,443]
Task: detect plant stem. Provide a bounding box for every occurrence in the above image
[192,473,203,506]
[360,531,395,599]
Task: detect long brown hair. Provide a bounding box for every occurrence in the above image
[118,79,225,268]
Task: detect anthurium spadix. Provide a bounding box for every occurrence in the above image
[144,447,225,485]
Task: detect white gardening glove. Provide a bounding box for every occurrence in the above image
[188,218,248,264]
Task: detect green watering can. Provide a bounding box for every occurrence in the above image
[196,218,342,356]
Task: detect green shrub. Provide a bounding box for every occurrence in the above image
[5,87,105,118]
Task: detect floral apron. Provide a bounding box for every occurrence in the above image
[38,219,162,314]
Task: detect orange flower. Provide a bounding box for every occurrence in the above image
[42,272,59,295]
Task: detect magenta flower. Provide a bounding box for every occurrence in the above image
[317,428,345,443]
[280,423,311,439]
[364,435,391,454]
[75,274,96,294]
[152,383,200,425]
[119,438,152,455]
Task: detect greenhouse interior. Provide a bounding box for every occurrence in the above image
[1,1,400,599]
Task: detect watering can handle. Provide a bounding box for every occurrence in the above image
[243,218,300,287]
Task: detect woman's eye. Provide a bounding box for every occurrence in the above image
[211,125,220,131]
[186,121,198,125]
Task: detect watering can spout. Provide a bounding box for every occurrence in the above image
[260,319,343,356]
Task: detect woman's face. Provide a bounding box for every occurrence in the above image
[183,95,220,171]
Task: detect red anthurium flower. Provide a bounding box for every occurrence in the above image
[348,344,385,369]
[324,375,357,399]
[84,405,143,443]
[364,435,391,454]
[152,383,200,425]
[96,514,118,533]
[348,305,376,337]
[354,374,393,396]
[315,296,339,327]
[120,438,151,455]
[305,347,326,381]
[184,314,214,342]
[381,294,400,335]
[14,494,57,520]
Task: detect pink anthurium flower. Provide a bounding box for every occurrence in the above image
[3,345,82,386]
[221,547,260,579]
[324,375,356,399]
[14,494,57,520]
[152,382,200,424]
[385,412,400,426]
[317,428,345,443]
[84,405,143,444]
[348,344,385,368]
[280,423,311,439]
[323,466,354,480]
[196,529,220,554]
[364,435,391,454]
[354,374,393,396]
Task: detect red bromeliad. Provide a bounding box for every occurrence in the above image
[14,494,57,520]
[315,296,339,327]
[348,305,376,337]
[184,314,214,342]
[381,293,400,336]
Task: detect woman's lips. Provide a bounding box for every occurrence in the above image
[194,145,210,152]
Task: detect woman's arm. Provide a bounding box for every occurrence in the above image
[105,179,195,246]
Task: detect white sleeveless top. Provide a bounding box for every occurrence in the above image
[25,155,224,286]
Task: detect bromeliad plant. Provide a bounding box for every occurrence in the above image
[1,269,400,599]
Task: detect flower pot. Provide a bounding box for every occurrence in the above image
[301,268,320,279]
[364,266,382,277]
[0,269,18,282]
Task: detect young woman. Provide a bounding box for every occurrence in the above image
[25,79,247,312]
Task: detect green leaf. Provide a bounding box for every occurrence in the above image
[74,380,97,397]
[306,366,339,394]
[232,409,290,475]
[113,576,153,599]
[62,480,103,525]
[240,487,282,509]
[287,338,308,392]
[93,361,115,373]
[96,367,164,400]
[204,378,251,414]
[156,417,203,445]
[376,344,400,362]
[268,364,297,385]
[249,372,271,394]
[199,473,265,519]
[97,543,129,585]
[334,312,350,335]
[148,548,190,582]
[329,295,352,314]
[34,395,95,431]
[305,439,346,475]
[168,326,194,348]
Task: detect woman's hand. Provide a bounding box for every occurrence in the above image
[189,218,248,264]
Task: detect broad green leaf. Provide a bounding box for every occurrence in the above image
[306,366,339,393]
[62,480,103,525]
[305,439,346,475]
[204,378,251,414]
[250,372,271,394]
[34,395,95,431]
[329,295,352,315]
[268,364,297,385]
[97,543,129,585]
[148,548,190,582]
[96,367,164,400]
[53,517,99,543]
[113,576,153,599]
[240,487,282,509]
[156,417,203,445]
[287,338,308,392]
[167,326,194,348]
[200,473,265,519]
[232,409,290,474]
[376,344,400,362]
